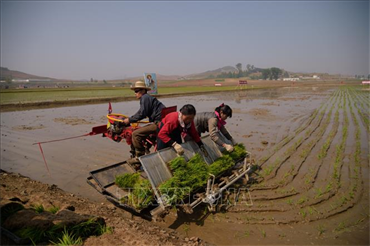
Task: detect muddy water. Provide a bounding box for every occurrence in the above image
[0,87,330,203]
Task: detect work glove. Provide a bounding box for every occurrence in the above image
[200,145,209,157]
[231,138,237,146]
[224,144,234,152]
[172,142,184,155]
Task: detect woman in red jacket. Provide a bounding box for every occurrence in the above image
[157,104,205,155]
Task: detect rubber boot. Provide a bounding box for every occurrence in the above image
[127,150,145,170]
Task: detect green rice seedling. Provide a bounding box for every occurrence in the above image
[32,204,45,214]
[260,228,266,238]
[299,148,310,159]
[48,206,60,214]
[50,228,83,246]
[340,196,348,206]
[209,155,234,176]
[243,230,250,237]
[96,224,113,235]
[115,173,140,189]
[278,189,287,194]
[288,187,296,193]
[299,209,307,219]
[355,217,366,225]
[314,188,323,199]
[159,154,208,204]
[227,144,247,161]
[234,229,250,241]
[116,173,153,209]
[307,207,314,215]
[15,227,47,244]
[183,223,190,237]
[262,157,280,177]
[45,224,65,242]
[71,217,113,237]
[318,139,331,159]
[353,167,358,178]
[317,224,326,236]
[286,199,293,205]
[15,218,109,246]
[262,166,274,176]
[71,218,98,238]
[129,179,153,209]
[335,222,347,232]
[325,182,333,193]
[349,191,355,199]
[296,196,308,205]
[305,128,312,137]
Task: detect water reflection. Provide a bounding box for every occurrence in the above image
[220,88,288,104]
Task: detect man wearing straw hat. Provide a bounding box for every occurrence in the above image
[123,81,165,168]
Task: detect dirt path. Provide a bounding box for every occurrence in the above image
[0,170,209,246]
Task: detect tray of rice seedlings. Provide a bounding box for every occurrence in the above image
[159,144,247,205]
[92,141,247,217]
[115,173,154,210]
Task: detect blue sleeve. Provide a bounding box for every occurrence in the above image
[129,95,150,123]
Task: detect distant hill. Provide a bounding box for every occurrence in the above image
[187,66,238,79]
[124,67,240,81]
[124,74,182,82]
[0,67,57,81]
[2,65,340,83]
[125,67,240,81]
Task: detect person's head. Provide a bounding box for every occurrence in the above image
[180,104,196,125]
[134,88,147,99]
[147,74,152,79]
[131,81,149,99]
[215,103,232,120]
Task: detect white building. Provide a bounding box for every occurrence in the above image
[283,78,300,81]
[12,79,29,83]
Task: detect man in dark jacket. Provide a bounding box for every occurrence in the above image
[123,81,165,166]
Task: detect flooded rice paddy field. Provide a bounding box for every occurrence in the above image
[1,86,369,245]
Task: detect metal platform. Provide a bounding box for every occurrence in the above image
[87,135,252,218]
[138,135,251,215]
[87,161,149,215]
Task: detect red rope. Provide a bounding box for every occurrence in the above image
[33,133,93,175]
[38,143,51,176]
[32,133,91,145]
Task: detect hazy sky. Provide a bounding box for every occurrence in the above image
[1,1,369,80]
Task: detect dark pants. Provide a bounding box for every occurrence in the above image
[156,122,182,151]
[132,123,158,154]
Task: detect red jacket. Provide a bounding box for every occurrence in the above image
[158,112,201,145]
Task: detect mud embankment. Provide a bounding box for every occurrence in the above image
[0,170,209,246]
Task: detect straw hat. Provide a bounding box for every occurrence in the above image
[130,81,151,90]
